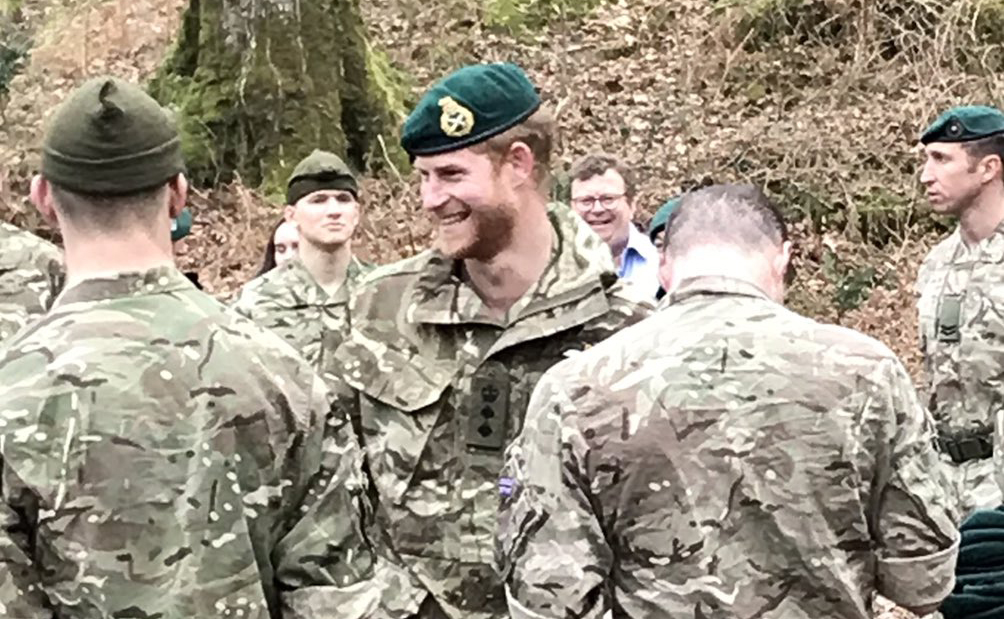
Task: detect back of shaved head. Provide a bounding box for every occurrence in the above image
[664,184,788,259]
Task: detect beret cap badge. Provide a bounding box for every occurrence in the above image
[946,120,963,138]
[400,63,541,157]
[438,96,475,138]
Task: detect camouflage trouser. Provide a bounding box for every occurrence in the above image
[941,455,1002,517]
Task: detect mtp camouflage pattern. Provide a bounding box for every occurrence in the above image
[232,256,371,378]
[500,276,959,619]
[0,266,383,619]
[0,222,63,344]
[333,204,653,618]
[916,224,1004,513]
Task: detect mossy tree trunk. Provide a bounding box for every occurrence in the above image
[150,0,410,195]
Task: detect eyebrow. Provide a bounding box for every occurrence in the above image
[421,164,466,176]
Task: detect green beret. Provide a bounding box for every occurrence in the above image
[42,76,184,195]
[648,196,682,242]
[921,105,1004,144]
[286,149,358,205]
[171,208,193,242]
[401,63,541,157]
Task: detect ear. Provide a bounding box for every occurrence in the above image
[30,175,59,227]
[166,173,189,218]
[983,154,1004,184]
[774,240,793,287]
[284,204,297,222]
[658,248,674,294]
[505,141,535,187]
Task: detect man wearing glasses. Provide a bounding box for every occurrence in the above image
[569,153,660,297]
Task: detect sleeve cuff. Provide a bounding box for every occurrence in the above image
[877,535,960,608]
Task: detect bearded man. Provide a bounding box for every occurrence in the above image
[331,63,653,618]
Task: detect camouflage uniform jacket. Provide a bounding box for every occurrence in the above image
[0,222,63,344]
[499,276,960,619]
[916,225,1004,444]
[232,256,371,375]
[333,205,654,618]
[916,225,1004,511]
[0,266,383,619]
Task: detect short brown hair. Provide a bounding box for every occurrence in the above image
[50,182,169,233]
[569,153,637,200]
[964,133,1004,180]
[472,107,555,186]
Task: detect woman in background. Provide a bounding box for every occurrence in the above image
[255,218,299,277]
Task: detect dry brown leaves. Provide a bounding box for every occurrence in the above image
[0,0,963,383]
[361,0,944,382]
[0,0,186,229]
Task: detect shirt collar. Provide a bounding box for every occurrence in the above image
[621,224,657,261]
[54,266,195,308]
[951,221,1004,262]
[662,275,772,307]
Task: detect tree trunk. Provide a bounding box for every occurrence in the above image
[150,0,410,194]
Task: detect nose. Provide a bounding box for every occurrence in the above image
[320,198,346,218]
[920,161,935,186]
[420,176,449,212]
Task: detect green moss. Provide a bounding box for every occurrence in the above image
[150,0,247,187]
[151,0,410,196]
[361,44,412,173]
[243,3,338,196]
[336,0,410,175]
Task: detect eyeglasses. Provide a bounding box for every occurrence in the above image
[571,194,626,210]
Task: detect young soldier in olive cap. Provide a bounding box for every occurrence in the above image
[332,63,652,619]
[917,104,1004,514]
[0,77,384,618]
[0,221,63,343]
[232,149,370,375]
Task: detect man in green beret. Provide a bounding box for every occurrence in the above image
[232,149,371,376]
[917,104,1004,514]
[169,207,207,290]
[0,76,382,618]
[332,62,652,618]
[649,195,681,300]
[0,222,64,343]
[648,195,681,251]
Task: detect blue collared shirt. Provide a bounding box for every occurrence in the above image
[617,224,660,298]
